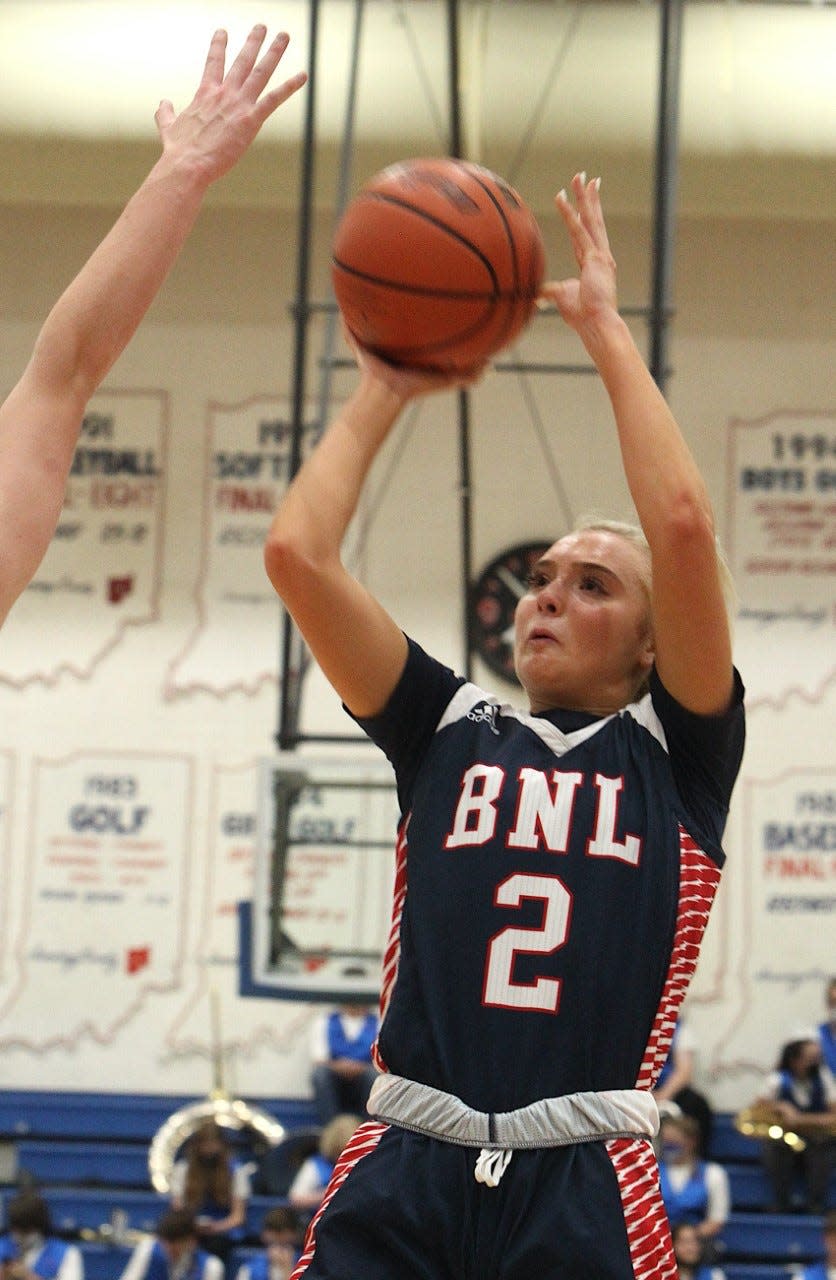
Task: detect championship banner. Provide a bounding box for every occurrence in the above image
[727,410,836,706]
[707,768,835,1076]
[166,399,316,698]
[0,751,193,1049]
[0,390,167,686]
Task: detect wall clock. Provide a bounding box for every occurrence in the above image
[470,541,551,683]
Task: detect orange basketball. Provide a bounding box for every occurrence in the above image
[331,157,546,372]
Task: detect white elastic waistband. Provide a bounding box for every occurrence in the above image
[367,1074,659,1150]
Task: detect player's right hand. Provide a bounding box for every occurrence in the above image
[343,324,488,402]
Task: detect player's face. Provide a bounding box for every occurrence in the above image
[513,529,654,715]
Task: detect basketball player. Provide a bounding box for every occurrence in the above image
[0,23,305,629]
[265,173,745,1279]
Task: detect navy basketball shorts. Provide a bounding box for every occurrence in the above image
[290,1121,675,1279]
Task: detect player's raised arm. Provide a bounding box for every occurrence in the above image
[541,173,734,716]
[264,346,476,718]
[0,24,306,627]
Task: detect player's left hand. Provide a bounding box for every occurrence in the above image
[539,172,619,336]
[154,25,307,186]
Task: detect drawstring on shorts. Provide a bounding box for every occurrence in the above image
[474,1147,513,1186]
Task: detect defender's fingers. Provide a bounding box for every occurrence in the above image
[224,23,268,90]
[554,186,592,266]
[247,31,292,98]
[253,71,308,124]
[574,173,610,250]
[200,28,229,89]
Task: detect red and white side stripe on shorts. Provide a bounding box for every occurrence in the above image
[289,1121,388,1280]
[606,1137,675,1280]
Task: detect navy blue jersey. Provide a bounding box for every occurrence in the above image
[352,639,745,1114]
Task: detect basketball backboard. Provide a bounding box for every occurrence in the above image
[242,754,399,1003]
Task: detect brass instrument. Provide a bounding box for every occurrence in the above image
[147,991,286,1193]
[79,1223,147,1249]
[734,1101,836,1153]
[735,1103,808,1152]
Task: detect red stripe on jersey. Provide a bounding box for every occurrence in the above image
[636,827,721,1091]
[289,1120,388,1279]
[371,818,409,1073]
[606,1136,676,1280]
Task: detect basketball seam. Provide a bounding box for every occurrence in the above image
[465,169,522,292]
[464,168,530,354]
[331,259,538,301]
[352,191,502,294]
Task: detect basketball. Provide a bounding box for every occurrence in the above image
[331,157,546,372]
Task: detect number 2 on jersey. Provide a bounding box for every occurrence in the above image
[482,872,572,1013]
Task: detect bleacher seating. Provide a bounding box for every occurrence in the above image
[717,1212,824,1263]
[14,1142,150,1188]
[0,1091,317,1144]
[0,1095,832,1277]
[723,1269,797,1280]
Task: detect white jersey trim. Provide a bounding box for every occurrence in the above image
[620,690,669,753]
[436,681,668,757]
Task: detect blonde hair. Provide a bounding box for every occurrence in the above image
[320,1113,361,1164]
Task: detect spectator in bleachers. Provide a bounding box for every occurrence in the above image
[288,1113,362,1214]
[0,1191,83,1280]
[169,1120,251,1263]
[819,978,836,1078]
[309,1003,379,1127]
[658,1113,730,1248]
[653,1016,715,1157]
[792,1209,836,1280]
[233,1207,302,1280]
[671,1222,726,1280]
[755,1034,836,1215]
[117,1210,222,1280]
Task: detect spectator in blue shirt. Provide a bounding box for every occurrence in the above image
[233,1207,302,1280]
[0,1193,82,1280]
[309,1004,378,1126]
[117,1211,222,1280]
[755,1035,836,1215]
[658,1113,729,1250]
[288,1113,362,1214]
[169,1121,251,1263]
